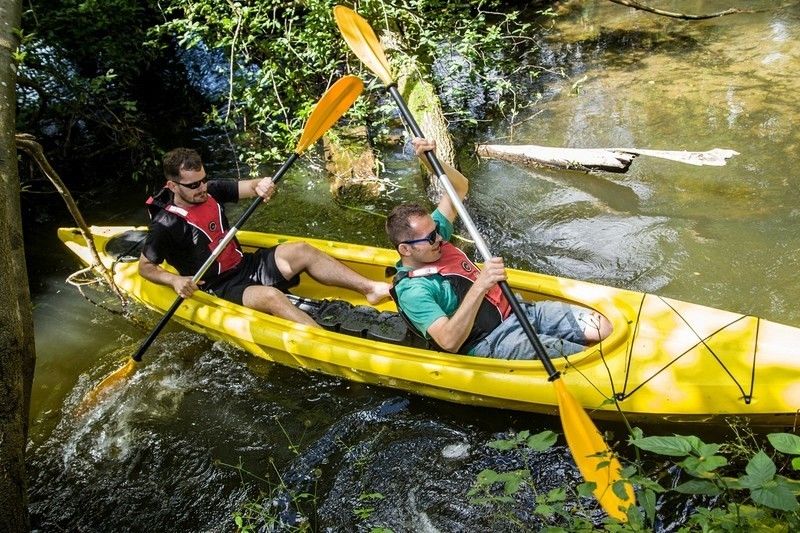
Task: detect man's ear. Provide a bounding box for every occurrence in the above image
[397,243,411,257]
[165,180,178,193]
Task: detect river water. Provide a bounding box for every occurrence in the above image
[26,1,800,530]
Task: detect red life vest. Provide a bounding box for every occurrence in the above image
[146,191,243,275]
[392,242,512,353]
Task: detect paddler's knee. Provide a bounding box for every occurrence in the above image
[582,312,613,343]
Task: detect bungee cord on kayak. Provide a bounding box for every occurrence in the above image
[582,293,759,405]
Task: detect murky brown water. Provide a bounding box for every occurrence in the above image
[27,1,800,530]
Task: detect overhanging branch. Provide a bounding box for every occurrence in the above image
[15,133,126,303]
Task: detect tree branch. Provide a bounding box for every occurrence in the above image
[15,133,126,303]
[606,0,747,20]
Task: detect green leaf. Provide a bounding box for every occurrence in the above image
[612,480,632,501]
[679,454,728,475]
[793,457,800,470]
[488,439,516,451]
[535,503,555,517]
[750,480,800,512]
[636,477,667,493]
[546,487,567,503]
[577,481,597,498]
[477,469,500,483]
[526,430,558,452]
[630,435,693,456]
[642,488,657,523]
[768,433,800,455]
[675,479,722,496]
[697,443,722,457]
[744,451,777,486]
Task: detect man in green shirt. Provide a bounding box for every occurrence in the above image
[387,139,612,359]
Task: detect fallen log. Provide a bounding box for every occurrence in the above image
[475,144,739,173]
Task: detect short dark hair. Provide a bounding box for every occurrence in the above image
[386,203,430,247]
[163,148,203,181]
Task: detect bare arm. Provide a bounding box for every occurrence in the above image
[426,257,506,352]
[237,176,276,201]
[138,254,202,299]
[412,138,469,222]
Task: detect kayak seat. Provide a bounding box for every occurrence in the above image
[106,229,148,262]
[105,232,426,348]
[288,295,426,348]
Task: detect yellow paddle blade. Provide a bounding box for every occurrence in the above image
[296,74,364,154]
[554,379,634,522]
[333,6,394,86]
[76,358,137,415]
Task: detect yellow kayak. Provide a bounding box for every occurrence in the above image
[59,226,800,425]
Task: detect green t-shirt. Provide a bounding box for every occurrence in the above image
[394,209,458,340]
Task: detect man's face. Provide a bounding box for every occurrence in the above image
[398,214,443,265]
[169,167,208,206]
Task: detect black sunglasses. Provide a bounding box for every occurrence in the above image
[400,222,440,246]
[176,176,209,190]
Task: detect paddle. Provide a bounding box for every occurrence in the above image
[333,6,634,521]
[81,75,364,407]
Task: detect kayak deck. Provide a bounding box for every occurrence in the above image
[58,226,800,425]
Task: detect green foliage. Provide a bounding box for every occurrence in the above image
[468,428,800,531]
[353,491,394,531]
[18,0,183,181]
[19,0,533,182]
[147,0,532,171]
[488,428,558,452]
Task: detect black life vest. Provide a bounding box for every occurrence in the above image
[146,187,243,275]
[391,242,511,353]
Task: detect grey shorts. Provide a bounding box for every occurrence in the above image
[205,247,300,305]
[469,301,592,360]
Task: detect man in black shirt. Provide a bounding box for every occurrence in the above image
[139,148,390,327]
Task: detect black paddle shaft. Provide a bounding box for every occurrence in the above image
[132,153,299,362]
[387,85,561,380]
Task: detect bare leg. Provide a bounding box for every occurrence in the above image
[242,285,320,327]
[580,311,613,343]
[274,242,391,304]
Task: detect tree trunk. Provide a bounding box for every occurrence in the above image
[323,125,385,200]
[382,31,456,201]
[0,0,34,530]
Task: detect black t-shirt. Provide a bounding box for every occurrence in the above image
[141,180,240,281]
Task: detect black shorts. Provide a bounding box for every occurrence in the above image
[205,247,300,305]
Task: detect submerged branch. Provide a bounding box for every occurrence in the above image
[606,0,747,20]
[15,133,126,303]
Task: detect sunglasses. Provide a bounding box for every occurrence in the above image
[176,176,209,190]
[400,222,440,246]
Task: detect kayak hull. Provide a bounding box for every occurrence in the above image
[58,226,800,425]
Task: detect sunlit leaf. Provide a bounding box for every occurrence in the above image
[526,430,557,451]
[768,433,800,455]
[675,479,722,496]
[642,488,657,523]
[741,451,777,487]
[750,481,800,512]
[630,435,693,456]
